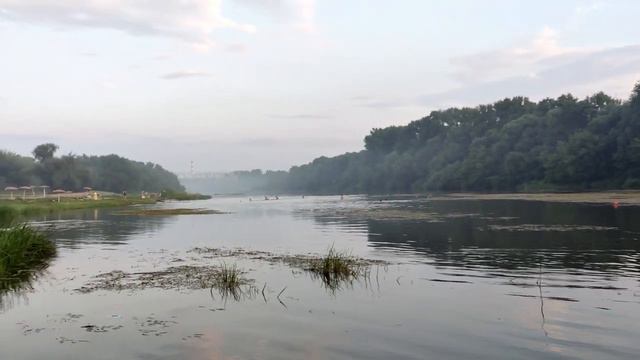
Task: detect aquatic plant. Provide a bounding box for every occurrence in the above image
[307,246,369,292]
[216,263,242,289]
[0,225,56,294]
[212,263,249,301]
[77,262,253,303]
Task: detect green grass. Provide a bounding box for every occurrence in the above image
[307,246,366,291]
[216,263,243,289]
[0,197,158,222]
[0,225,56,293]
[211,263,246,301]
[161,191,212,201]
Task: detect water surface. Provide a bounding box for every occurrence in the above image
[1,195,639,359]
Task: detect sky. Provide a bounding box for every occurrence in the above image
[1,0,640,174]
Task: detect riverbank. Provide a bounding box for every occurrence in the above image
[0,191,215,221]
[161,191,212,201]
[0,197,158,222]
[432,191,640,205]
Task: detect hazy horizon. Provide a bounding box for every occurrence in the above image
[2,0,640,173]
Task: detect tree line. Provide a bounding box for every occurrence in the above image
[0,144,184,193]
[189,82,640,195]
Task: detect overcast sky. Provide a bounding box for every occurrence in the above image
[2,0,640,173]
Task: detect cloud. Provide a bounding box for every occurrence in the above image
[267,113,330,119]
[0,0,256,47]
[349,96,409,109]
[421,44,640,107]
[420,27,640,107]
[224,43,247,53]
[160,70,211,80]
[450,27,584,85]
[233,0,316,32]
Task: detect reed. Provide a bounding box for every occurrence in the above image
[0,224,56,293]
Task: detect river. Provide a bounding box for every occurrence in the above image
[1,195,639,359]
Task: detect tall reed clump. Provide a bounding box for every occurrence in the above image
[0,225,56,292]
[307,246,366,291]
[217,263,242,289]
[212,263,246,301]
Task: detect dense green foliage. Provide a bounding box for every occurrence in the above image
[0,146,184,193]
[184,82,640,195]
[0,225,56,293]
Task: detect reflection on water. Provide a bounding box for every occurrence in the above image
[0,225,56,312]
[1,196,639,360]
[28,208,171,248]
[0,268,51,312]
[305,199,640,273]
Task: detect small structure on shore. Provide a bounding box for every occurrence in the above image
[4,186,18,200]
[35,185,49,198]
[19,186,31,199]
[51,189,65,202]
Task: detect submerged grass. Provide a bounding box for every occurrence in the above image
[113,208,224,216]
[0,225,56,294]
[77,262,252,303]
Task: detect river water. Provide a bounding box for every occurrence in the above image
[1,195,639,359]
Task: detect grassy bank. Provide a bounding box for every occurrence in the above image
[0,197,158,222]
[0,225,56,292]
[161,191,212,201]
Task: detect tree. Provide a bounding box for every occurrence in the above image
[234,81,640,194]
[32,143,59,162]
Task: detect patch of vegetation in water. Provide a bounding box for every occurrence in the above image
[161,191,212,201]
[190,246,385,292]
[77,247,386,301]
[76,263,253,302]
[485,224,618,232]
[305,247,370,291]
[113,208,225,216]
[297,206,479,222]
[0,224,56,298]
